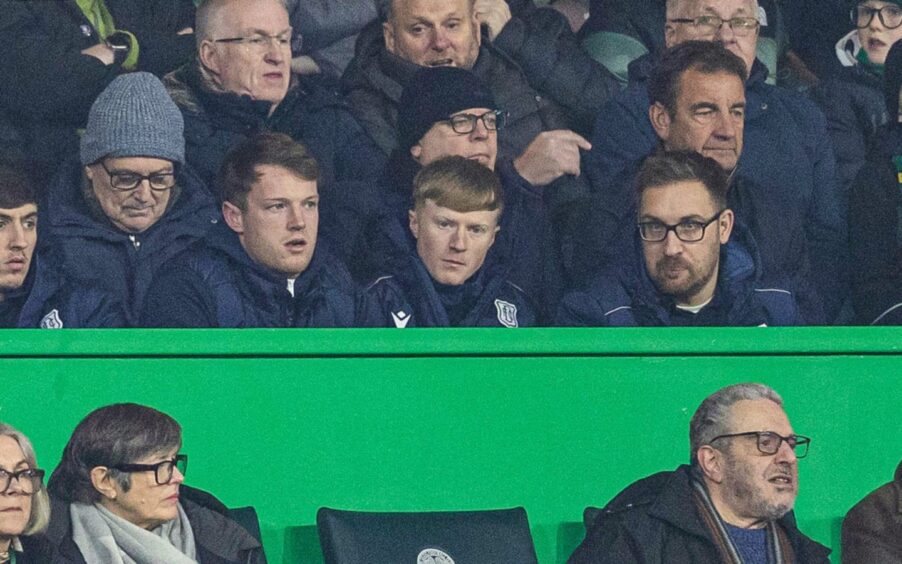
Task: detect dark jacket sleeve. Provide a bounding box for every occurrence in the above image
[841,472,902,564]
[568,512,645,563]
[329,108,389,183]
[849,157,902,324]
[112,0,196,76]
[796,98,849,321]
[141,266,219,328]
[492,7,620,136]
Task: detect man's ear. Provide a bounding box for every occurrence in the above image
[222,201,244,235]
[408,209,419,239]
[649,102,672,142]
[383,21,396,54]
[718,209,734,244]
[697,445,725,484]
[89,467,118,500]
[84,165,95,182]
[410,143,423,163]
[199,40,219,74]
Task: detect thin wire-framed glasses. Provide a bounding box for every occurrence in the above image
[710,431,811,458]
[638,211,724,243]
[667,15,760,37]
[851,5,902,29]
[212,29,293,52]
[111,454,188,485]
[0,468,45,494]
[446,111,506,134]
[98,161,176,192]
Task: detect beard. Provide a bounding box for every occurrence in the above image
[651,255,717,303]
[720,454,797,523]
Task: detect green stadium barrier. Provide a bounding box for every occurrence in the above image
[2,327,900,563]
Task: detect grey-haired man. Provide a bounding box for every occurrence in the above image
[570,383,830,563]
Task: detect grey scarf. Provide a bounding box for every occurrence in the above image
[70,502,198,564]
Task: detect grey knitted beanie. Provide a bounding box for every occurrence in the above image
[80,72,185,166]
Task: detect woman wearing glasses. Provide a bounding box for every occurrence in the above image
[0,423,51,563]
[46,403,264,564]
[811,0,902,192]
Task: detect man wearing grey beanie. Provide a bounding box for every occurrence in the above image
[38,72,218,327]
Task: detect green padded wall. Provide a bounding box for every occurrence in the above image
[2,328,900,563]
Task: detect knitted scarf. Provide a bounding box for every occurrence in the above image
[690,478,795,564]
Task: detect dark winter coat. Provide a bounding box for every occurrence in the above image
[362,253,537,328]
[164,62,385,193]
[568,465,831,563]
[811,63,888,193]
[14,534,54,563]
[556,223,805,326]
[40,160,219,326]
[8,253,126,328]
[45,489,265,564]
[849,124,902,325]
[0,0,195,183]
[841,460,902,563]
[141,222,360,328]
[583,55,848,321]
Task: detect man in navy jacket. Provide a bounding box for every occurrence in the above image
[142,132,359,328]
[40,72,217,327]
[363,156,536,328]
[580,0,847,322]
[558,151,804,327]
[0,160,123,328]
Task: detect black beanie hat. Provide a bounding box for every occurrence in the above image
[885,40,902,119]
[397,66,497,153]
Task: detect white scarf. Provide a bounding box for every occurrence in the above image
[70,501,198,564]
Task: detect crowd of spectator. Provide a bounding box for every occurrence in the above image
[1,0,901,328]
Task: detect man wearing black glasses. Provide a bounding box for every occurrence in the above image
[570,382,830,563]
[40,73,218,327]
[557,150,803,326]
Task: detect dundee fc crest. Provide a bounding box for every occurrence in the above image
[494,299,518,328]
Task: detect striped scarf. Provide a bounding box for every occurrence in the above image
[691,478,795,564]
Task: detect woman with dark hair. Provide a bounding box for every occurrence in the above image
[848,40,902,324]
[0,423,52,563]
[46,403,264,564]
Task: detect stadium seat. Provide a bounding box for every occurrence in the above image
[581,31,650,85]
[317,507,539,563]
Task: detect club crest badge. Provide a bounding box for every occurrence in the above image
[494,299,518,328]
[417,548,455,564]
[40,309,63,329]
[391,310,411,328]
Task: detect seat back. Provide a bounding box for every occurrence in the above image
[317,507,539,564]
[228,506,264,544]
[581,31,649,85]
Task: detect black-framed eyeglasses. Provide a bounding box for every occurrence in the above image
[98,161,176,192]
[111,454,188,485]
[638,211,724,243]
[852,4,902,29]
[710,431,811,458]
[668,15,760,37]
[212,29,293,51]
[0,468,45,495]
[446,110,506,134]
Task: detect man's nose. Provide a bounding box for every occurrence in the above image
[662,229,684,255]
[431,29,451,51]
[470,117,490,140]
[265,38,286,63]
[713,111,737,139]
[7,222,27,250]
[714,20,736,43]
[131,179,153,202]
[774,438,798,463]
[449,226,467,250]
[287,205,306,230]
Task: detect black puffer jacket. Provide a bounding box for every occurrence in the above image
[568,465,831,564]
[811,60,888,193]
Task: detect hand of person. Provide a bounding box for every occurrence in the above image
[474,0,512,41]
[81,43,115,66]
[513,129,592,186]
[291,55,321,75]
[176,27,194,36]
